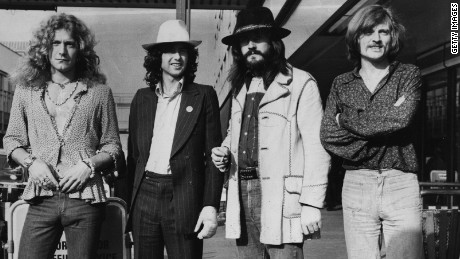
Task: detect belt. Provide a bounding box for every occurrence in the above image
[145,170,172,180]
[239,167,258,180]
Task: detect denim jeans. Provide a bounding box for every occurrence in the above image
[342,169,424,259]
[18,192,105,259]
[132,173,203,259]
[236,179,304,259]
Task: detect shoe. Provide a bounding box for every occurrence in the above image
[326,204,342,211]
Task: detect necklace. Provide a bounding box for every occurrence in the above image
[51,80,74,89]
[46,81,78,106]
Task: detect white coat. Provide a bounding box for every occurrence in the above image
[222,65,331,245]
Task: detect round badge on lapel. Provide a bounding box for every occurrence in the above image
[186,106,193,112]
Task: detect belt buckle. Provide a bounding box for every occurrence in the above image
[239,167,258,180]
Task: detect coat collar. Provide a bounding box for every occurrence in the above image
[259,65,292,107]
[235,65,293,109]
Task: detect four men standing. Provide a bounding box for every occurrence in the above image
[3,4,426,259]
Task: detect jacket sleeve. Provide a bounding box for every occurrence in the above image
[97,87,125,176]
[320,79,370,161]
[3,85,29,168]
[297,77,330,208]
[123,91,140,208]
[338,67,421,138]
[202,87,224,209]
[221,122,231,150]
[221,93,232,149]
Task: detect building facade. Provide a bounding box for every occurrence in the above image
[0,43,20,148]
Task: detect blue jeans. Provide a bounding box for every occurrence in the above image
[19,192,105,259]
[342,169,424,259]
[132,172,203,259]
[236,179,304,259]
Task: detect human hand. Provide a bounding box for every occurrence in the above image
[211,147,230,172]
[301,206,322,235]
[194,206,218,239]
[59,161,92,193]
[28,159,59,190]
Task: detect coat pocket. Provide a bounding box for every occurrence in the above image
[259,112,288,127]
[283,175,303,217]
[284,175,302,194]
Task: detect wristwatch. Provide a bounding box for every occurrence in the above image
[23,154,37,169]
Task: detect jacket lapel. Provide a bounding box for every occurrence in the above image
[259,71,292,108]
[170,83,201,158]
[140,88,158,159]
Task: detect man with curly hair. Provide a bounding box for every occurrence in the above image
[126,20,223,258]
[3,13,124,259]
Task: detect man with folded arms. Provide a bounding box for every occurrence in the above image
[320,5,424,258]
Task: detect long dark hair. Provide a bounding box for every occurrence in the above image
[11,13,106,89]
[143,45,199,89]
[227,32,289,96]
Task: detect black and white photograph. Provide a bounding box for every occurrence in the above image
[0,0,458,258]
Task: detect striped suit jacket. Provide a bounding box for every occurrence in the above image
[126,83,223,233]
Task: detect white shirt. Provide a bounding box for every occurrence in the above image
[145,79,183,174]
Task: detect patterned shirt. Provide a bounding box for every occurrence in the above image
[320,61,421,173]
[3,82,123,203]
[145,80,183,174]
[238,77,266,169]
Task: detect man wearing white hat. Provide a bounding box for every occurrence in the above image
[126,20,223,259]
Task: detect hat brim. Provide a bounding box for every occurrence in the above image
[222,27,290,46]
[142,40,202,50]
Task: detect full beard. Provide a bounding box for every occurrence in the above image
[244,50,270,76]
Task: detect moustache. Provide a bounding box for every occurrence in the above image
[244,50,266,59]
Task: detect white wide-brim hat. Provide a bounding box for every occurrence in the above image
[142,19,201,50]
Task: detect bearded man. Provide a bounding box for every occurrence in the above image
[211,7,330,259]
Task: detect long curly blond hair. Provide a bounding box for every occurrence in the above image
[11,13,106,89]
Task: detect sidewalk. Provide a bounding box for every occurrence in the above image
[203,209,347,259]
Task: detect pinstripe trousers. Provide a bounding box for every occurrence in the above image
[132,171,203,259]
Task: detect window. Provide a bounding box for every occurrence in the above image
[421,66,459,184]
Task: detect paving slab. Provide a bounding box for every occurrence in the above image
[203,209,347,259]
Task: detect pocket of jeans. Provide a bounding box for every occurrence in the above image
[342,177,363,212]
[387,174,421,210]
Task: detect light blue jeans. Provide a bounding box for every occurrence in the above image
[236,179,304,259]
[342,169,424,259]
